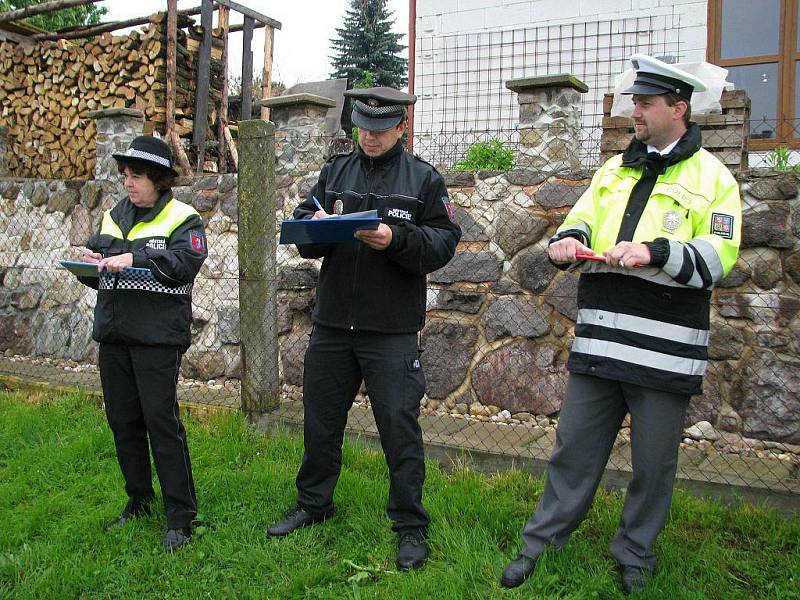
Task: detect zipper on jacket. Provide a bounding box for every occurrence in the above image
[347,157,374,329]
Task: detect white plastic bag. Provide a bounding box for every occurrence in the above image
[610,61,733,117]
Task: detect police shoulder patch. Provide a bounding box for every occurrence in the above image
[441,197,457,223]
[189,229,206,252]
[710,213,734,239]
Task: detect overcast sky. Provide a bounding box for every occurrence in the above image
[101,0,410,88]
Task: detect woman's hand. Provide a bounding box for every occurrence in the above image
[80,249,103,264]
[98,253,134,273]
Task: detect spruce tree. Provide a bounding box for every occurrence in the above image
[330,0,407,88]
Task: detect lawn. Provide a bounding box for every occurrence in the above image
[0,390,797,599]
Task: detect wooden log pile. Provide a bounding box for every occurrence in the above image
[0,13,223,179]
[600,90,751,170]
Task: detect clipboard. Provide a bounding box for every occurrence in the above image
[279,210,381,245]
[59,260,150,278]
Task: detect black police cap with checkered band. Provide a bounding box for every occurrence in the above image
[344,87,417,132]
[112,135,179,177]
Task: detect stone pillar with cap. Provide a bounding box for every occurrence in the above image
[259,93,336,177]
[85,108,145,182]
[506,75,588,173]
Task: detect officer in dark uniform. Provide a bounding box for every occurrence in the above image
[76,136,208,551]
[267,87,462,571]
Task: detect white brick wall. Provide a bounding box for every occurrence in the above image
[413,0,711,151]
[440,8,486,34]
[418,0,709,40]
[485,2,533,28]
[579,0,634,17]
[533,0,581,21]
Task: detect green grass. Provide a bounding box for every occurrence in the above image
[0,391,797,600]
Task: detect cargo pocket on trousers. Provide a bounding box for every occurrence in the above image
[404,353,426,410]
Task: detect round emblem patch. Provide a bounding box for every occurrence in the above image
[334,199,344,215]
[662,210,682,234]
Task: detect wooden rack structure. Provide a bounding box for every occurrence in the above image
[0,0,280,176]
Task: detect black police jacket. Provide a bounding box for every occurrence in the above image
[79,190,207,348]
[295,141,461,333]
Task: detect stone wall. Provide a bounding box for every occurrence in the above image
[276,165,800,445]
[2,135,800,446]
[0,174,240,381]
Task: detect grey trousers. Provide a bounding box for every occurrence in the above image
[520,372,689,570]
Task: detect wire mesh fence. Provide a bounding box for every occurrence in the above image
[1,122,799,497]
[413,13,683,156]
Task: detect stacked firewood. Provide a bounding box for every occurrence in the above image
[0,14,223,179]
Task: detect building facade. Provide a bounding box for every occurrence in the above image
[413,0,797,163]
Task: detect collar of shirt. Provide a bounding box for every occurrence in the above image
[647,138,681,156]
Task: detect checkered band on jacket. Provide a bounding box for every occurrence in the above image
[99,270,192,295]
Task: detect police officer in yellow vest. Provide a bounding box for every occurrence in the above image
[501,55,741,594]
[78,136,207,551]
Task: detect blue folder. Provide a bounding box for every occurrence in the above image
[279,210,381,245]
[59,260,150,278]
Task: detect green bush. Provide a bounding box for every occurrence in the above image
[765,146,800,171]
[453,139,515,171]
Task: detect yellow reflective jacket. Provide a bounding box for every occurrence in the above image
[82,192,207,348]
[552,125,741,395]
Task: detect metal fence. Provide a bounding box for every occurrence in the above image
[413,13,683,163]
[1,122,799,500]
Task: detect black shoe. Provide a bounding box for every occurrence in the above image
[396,531,430,571]
[162,527,192,551]
[104,497,153,532]
[267,506,334,538]
[620,566,649,595]
[500,554,538,588]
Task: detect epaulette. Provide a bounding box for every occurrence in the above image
[411,153,439,171]
[326,137,357,160]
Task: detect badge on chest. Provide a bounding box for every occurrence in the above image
[661,209,682,234]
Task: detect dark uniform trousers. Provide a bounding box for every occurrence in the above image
[521,373,689,571]
[99,343,197,529]
[296,325,430,533]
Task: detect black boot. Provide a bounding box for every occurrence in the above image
[396,530,430,571]
[620,566,649,595]
[267,506,335,538]
[162,527,192,551]
[500,554,538,588]
[105,496,153,532]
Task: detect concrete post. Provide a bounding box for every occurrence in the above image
[237,119,279,418]
[506,74,588,173]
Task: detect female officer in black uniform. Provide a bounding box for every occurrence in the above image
[78,136,207,551]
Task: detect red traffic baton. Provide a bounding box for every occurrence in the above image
[575,252,607,262]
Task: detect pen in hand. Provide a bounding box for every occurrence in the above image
[312,196,324,211]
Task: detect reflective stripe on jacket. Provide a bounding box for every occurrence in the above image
[553,131,741,395]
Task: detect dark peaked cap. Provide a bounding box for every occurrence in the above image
[112,135,179,177]
[345,86,417,132]
[622,53,707,102]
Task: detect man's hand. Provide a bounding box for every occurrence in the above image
[98,253,134,273]
[311,208,330,220]
[604,242,651,269]
[355,223,393,250]
[547,237,593,263]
